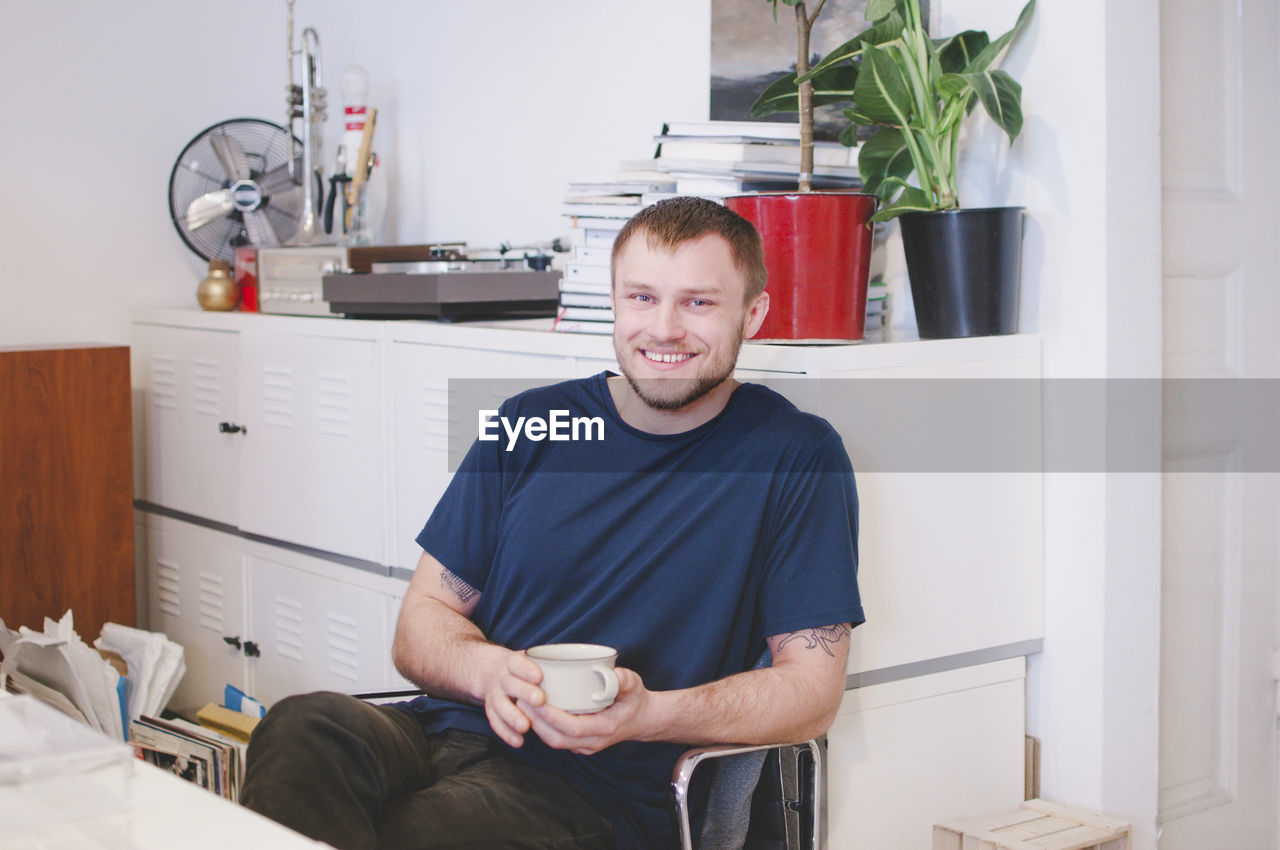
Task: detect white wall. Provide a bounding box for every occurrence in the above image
[0,0,708,347]
[0,1,1165,846]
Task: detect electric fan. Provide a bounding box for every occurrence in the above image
[167,118,304,263]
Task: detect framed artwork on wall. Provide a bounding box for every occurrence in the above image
[710,0,933,140]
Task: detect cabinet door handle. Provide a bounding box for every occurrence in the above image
[223,635,242,649]
[243,640,261,658]
[218,421,247,434]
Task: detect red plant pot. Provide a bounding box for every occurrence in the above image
[726,192,877,341]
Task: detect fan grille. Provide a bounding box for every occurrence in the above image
[168,118,304,263]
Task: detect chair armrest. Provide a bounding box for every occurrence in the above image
[671,740,824,850]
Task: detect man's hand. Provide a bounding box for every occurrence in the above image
[482,651,549,748]
[517,667,653,755]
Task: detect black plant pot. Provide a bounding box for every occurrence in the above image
[899,207,1025,339]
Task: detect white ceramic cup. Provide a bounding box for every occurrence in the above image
[526,643,619,714]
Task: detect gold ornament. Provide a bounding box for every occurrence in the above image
[197,259,240,311]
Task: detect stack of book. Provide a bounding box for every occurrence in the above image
[635,120,862,198]
[556,178,677,334]
[553,121,865,335]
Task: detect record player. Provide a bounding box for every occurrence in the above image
[322,243,561,321]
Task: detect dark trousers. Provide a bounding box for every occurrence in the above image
[240,691,616,850]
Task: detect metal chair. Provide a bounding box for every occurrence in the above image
[671,737,826,850]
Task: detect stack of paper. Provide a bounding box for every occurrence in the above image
[130,713,246,801]
[0,612,184,742]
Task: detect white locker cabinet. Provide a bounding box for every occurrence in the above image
[237,329,386,563]
[141,514,403,714]
[133,315,386,563]
[826,658,1028,849]
[132,323,241,526]
[245,553,394,707]
[390,343,580,572]
[132,309,1045,847]
[144,520,249,718]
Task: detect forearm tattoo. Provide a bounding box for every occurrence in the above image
[776,624,850,657]
[440,567,478,604]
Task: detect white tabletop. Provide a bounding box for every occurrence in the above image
[1,759,332,850]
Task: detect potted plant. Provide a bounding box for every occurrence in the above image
[752,0,1036,339]
[722,0,878,342]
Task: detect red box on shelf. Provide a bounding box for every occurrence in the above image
[234,247,259,312]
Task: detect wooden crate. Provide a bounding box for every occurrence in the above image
[934,799,1131,850]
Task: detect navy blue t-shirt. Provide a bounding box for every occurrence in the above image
[404,372,862,849]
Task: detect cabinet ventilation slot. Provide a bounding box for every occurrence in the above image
[196,570,226,632]
[316,371,353,437]
[192,358,221,417]
[261,366,295,428]
[150,356,177,411]
[273,596,305,661]
[326,612,361,682]
[155,558,181,617]
[422,381,449,450]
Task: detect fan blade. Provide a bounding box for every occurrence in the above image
[210,133,252,182]
[255,161,300,196]
[243,209,280,247]
[186,189,233,231]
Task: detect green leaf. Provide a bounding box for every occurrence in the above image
[751,66,859,117]
[869,186,935,222]
[935,73,971,101]
[853,41,915,127]
[865,0,898,22]
[857,128,915,198]
[954,69,1024,140]
[802,11,906,81]
[936,30,990,74]
[750,72,803,118]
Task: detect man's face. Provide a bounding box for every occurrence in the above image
[611,232,768,412]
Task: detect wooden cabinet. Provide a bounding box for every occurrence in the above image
[0,344,134,639]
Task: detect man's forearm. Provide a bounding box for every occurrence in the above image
[643,660,844,747]
[391,587,509,705]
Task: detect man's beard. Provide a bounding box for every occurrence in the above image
[615,326,744,412]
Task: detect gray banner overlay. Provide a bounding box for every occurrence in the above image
[445,378,1280,473]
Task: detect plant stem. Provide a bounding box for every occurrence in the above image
[795,2,816,192]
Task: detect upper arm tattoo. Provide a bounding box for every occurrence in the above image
[775,624,850,657]
[439,567,479,605]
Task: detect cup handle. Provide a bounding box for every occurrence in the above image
[592,665,619,704]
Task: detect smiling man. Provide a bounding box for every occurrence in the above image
[240,197,862,850]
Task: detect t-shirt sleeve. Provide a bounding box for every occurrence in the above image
[414,411,506,592]
[758,429,863,638]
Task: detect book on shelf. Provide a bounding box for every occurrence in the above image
[654,137,853,167]
[659,120,804,140]
[553,320,614,336]
[646,156,861,181]
[563,214,627,231]
[559,278,611,297]
[572,244,613,265]
[559,290,613,309]
[567,179,677,195]
[558,305,615,323]
[563,262,611,286]
[567,227,620,248]
[561,202,639,219]
[552,305,615,334]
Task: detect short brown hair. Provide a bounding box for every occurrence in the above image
[610,197,767,303]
